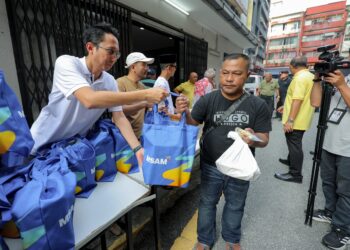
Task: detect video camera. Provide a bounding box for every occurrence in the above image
[313,44,350,76]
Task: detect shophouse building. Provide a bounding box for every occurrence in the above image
[265,1,347,75]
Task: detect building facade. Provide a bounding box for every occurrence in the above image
[265,1,347,74]
[265,12,303,74]
[301,1,347,64]
[245,0,270,73]
[341,5,350,58]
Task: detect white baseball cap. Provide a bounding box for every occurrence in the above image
[125,52,154,68]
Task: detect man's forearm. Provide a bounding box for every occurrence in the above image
[185,109,200,126]
[87,90,150,108]
[310,82,322,107]
[113,114,140,149]
[122,101,147,116]
[288,99,302,120]
[251,133,269,148]
[75,87,153,109]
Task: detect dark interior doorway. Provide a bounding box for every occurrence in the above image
[131,22,185,91]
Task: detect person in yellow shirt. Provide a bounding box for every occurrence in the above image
[275,56,315,183]
[174,72,198,108]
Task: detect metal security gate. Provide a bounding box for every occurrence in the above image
[184,34,208,78]
[5,0,131,124]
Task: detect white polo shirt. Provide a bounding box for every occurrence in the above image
[30,55,121,153]
[153,76,175,114]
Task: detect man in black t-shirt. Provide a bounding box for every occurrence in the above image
[276,71,291,119]
[176,54,271,250]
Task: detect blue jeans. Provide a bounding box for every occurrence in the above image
[197,161,250,246]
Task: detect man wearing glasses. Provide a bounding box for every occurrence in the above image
[153,54,177,114]
[30,22,167,166]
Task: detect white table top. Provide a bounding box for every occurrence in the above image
[5,172,150,249]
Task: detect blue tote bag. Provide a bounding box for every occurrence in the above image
[0,70,34,167]
[95,119,138,174]
[87,120,118,181]
[142,107,198,187]
[11,156,76,250]
[0,165,32,226]
[49,137,96,198]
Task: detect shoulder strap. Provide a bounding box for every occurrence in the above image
[201,91,250,145]
[213,91,250,128]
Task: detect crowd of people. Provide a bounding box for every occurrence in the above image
[28,21,349,250]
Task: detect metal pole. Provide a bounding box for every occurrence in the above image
[305,81,333,225]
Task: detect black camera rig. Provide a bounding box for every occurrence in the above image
[314,44,350,76]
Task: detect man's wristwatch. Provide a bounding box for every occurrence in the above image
[287,118,294,124]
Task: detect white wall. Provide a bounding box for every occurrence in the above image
[0,0,21,104]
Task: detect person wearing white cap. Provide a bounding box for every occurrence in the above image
[117,52,155,138]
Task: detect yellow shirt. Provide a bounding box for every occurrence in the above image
[174,81,195,107]
[282,69,315,130]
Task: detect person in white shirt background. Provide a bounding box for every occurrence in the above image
[153,54,177,114]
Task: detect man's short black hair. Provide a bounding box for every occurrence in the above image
[290,56,308,68]
[223,53,250,71]
[83,22,119,45]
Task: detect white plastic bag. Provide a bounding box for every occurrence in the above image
[215,131,261,181]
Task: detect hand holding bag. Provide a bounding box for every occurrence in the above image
[142,106,199,187]
[216,131,261,181]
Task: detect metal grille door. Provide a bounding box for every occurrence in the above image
[6,0,131,124]
[184,34,208,78]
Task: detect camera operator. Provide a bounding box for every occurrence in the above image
[310,70,350,249]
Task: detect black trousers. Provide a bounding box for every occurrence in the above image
[285,130,305,176]
[276,98,284,118]
[259,95,274,118]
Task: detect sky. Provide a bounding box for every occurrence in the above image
[270,0,350,18]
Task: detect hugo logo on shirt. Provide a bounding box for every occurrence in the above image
[213,111,250,126]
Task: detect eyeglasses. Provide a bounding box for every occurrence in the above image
[96,45,121,59]
[168,64,177,69]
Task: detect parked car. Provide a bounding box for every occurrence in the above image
[244,74,262,95]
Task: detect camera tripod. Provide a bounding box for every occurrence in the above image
[305,80,333,226]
